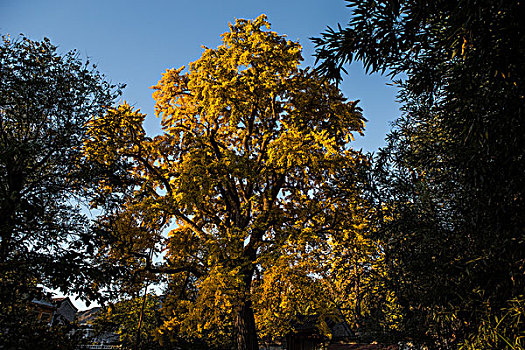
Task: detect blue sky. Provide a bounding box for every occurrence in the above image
[1,0,400,152]
[1,0,400,309]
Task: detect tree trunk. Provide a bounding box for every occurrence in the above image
[234,296,258,350]
[234,250,258,350]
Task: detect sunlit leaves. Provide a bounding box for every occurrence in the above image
[87,15,369,348]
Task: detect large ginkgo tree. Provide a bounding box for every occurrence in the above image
[86,15,370,350]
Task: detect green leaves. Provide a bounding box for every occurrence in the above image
[0,35,121,346]
[314,0,525,347]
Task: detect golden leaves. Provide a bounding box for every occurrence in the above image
[88,15,374,345]
[84,102,147,164]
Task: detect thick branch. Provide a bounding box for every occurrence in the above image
[132,251,203,278]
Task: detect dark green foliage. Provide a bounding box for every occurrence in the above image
[92,294,213,350]
[93,295,161,349]
[0,35,121,345]
[0,316,82,350]
[0,279,83,350]
[314,1,525,348]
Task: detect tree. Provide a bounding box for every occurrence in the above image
[86,15,368,350]
[0,35,121,341]
[93,294,164,350]
[314,1,525,348]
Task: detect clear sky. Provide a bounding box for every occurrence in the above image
[1,0,400,152]
[1,0,400,309]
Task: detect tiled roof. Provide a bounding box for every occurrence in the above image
[51,297,67,302]
[31,299,56,308]
[77,306,102,325]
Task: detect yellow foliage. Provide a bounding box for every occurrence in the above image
[86,15,377,346]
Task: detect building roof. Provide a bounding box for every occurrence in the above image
[77,306,102,325]
[51,297,67,302]
[31,298,56,308]
[52,296,78,312]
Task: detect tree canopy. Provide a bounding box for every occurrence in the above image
[0,35,121,346]
[314,1,525,348]
[86,15,372,350]
[7,3,522,347]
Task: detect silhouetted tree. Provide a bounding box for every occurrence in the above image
[0,35,121,346]
[314,1,525,348]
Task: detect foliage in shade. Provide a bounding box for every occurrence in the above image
[93,295,175,349]
[0,35,121,346]
[314,1,525,348]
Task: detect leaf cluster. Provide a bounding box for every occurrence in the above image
[86,15,374,348]
[314,0,525,347]
[0,35,122,305]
